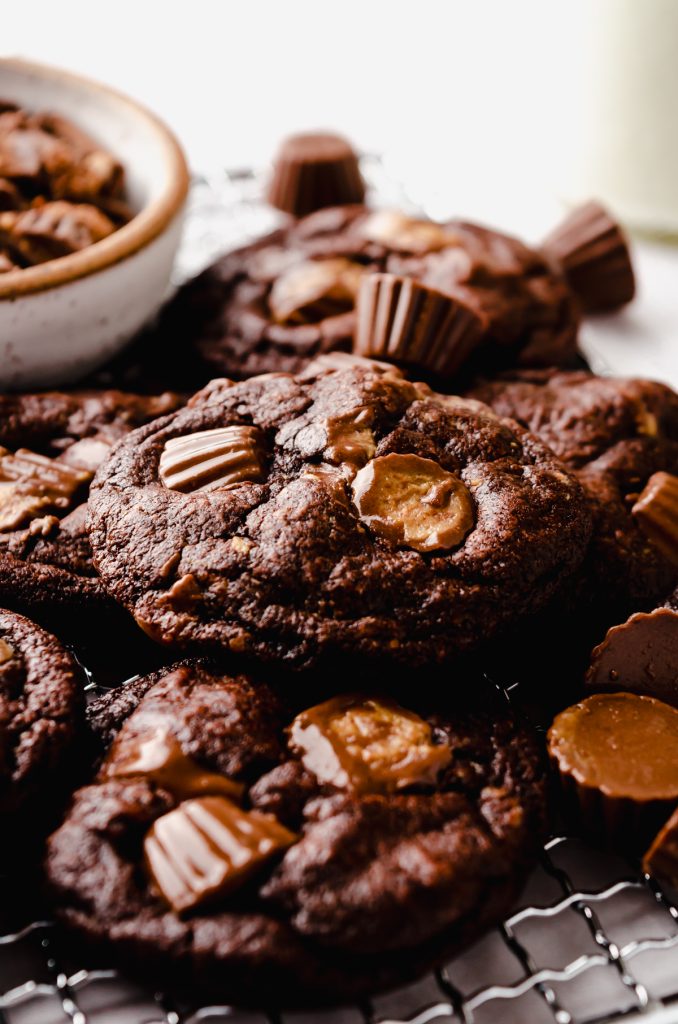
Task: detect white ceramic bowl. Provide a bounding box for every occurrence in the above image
[0,58,190,389]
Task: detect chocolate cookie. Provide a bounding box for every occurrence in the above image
[469,369,678,614]
[0,608,82,836]
[0,387,182,622]
[47,662,548,1004]
[88,366,591,669]
[117,205,580,389]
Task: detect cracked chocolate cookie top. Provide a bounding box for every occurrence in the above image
[47,661,547,1003]
[125,204,580,389]
[0,608,81,824]
[0,388,182,620]
[88,366,591,668]
[469,369,678,612]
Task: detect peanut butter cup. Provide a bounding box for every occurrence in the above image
[549,693,678,846]
[267,132,365,217]
[586,601,678,707]
[355,272,485,377]
[632,471,678,568]
[542,200,635,312]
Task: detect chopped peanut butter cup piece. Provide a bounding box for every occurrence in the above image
[268,257,363,324]
[355,273,484,377]
[542,200,635,312]
[359,210,456,254]
[289,694,451,793]
[267,132,365,217]
[643,807,678,890]
[352,452,474,552]
[0,638,14,663]
[0,447,90,530]
[104,724,244,803]
[1,200,116,265]
[144,795,297,913]
[586,606,678,708]
[549,693,678,846]
[159,426,266,494]
[632,472,678,568]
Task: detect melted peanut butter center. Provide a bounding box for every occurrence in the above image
[289,694,451,793]
[549,693,678,800]
[352,452,474,552]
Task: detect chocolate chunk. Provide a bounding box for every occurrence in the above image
[643,806,678,889]
[267,132,365,217]
[549,693,678,846]
[324,408,376,470]
[355,272,484,377]
[586,607,678,707]
[359,210,455,254]
[1,200,116,265]
[632,471,678,568]
[288,694,451,793]
[268,257,363,324]
[0,448,90,530]
[144,795,297,913]
[103,724,244,803]
[352,452,474,552]
[159,426,266,493]
[542,201,635,312]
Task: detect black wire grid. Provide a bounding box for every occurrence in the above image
[1,163,678,1024]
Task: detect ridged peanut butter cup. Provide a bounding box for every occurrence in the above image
[354,273,484,378]
[586,604,678,708]
[542,200,635,312]
[548,693,678,849]
[644,806,678,890]
[267,132,365,218]
[632,471,678,568]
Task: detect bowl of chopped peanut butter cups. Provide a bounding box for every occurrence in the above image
[0,58,189,389]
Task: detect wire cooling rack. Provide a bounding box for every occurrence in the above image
[2,159,678,1024]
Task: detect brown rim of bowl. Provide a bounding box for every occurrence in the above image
[0,57,190,301]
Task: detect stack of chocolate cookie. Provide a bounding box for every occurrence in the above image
[2,132,677,1009]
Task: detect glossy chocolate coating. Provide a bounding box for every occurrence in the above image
[144,795,297,913]
[644,806,678,888]
[586,608,678,708]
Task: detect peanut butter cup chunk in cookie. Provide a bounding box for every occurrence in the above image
[88,366,591,669]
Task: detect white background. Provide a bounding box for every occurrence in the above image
[3,0,678,385]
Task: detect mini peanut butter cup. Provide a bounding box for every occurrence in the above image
[267,132,365,218]
[354,273,484,378]
[586,606,678,708]
[159,426,266,494]
[644,806,678,890]
[542,200,635,312]
[548,693,678,848]
[632,471,678,568]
